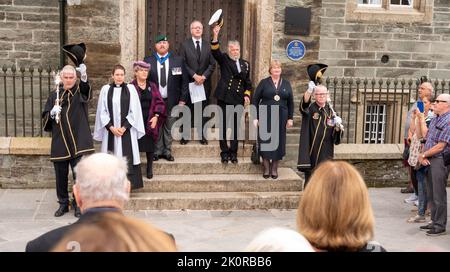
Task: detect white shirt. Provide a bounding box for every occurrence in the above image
[192,37,202,51]
[156,53,169,99]
[236,60,241,73]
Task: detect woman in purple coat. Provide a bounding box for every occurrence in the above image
[131,61,166,179]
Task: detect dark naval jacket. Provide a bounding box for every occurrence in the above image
[42,80,94,162]
[297,98,342,172]
[211,40,252,105]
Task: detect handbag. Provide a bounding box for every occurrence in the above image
[408,134,421,168]
[251,141,260,164]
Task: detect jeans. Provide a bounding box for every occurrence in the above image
[416,166,428,216]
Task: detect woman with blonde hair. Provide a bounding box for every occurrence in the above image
[252,59,294,179]
[51,212,177,252]
[297,161,386,252]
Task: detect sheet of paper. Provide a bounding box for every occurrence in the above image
[189,83,206,104]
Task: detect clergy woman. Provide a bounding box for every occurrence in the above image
[130,61,166,179]
[94,64,145,190]
[252,60,294,179]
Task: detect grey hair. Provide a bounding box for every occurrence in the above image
[61,65,76,76]
[245,227,315,252]
[228,40,240,48]
[75,153,130,204]
[438,93,450,107]
[313,85,328,94]
[190,20,203,29]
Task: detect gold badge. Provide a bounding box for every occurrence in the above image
[313,113,320,120]
[274,95,280,101]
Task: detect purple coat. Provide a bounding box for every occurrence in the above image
[131,79,167,141]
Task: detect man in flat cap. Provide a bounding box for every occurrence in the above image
[42,45,94,218]
[144,35,188,162]
[211,25,253,164]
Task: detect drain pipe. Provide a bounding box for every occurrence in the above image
[59,0,66,68]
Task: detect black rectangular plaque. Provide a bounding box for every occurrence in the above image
[284,7,311,36]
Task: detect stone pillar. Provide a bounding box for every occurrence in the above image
[243,0,275,85]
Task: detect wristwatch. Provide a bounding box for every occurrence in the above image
[422,154,426,159]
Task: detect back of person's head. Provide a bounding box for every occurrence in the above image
[245,227,315,252]
[74,153,130,211]
[51,212,177,252]
[297,161,375,251]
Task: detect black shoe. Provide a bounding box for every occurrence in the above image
[420,223,433,231]
[180,139,189,145]
[163,154,175,161]
[426,229,446,236]
[200,139,208,145]
[74,206,81,218]
[271,175,278,179]
[230,154,238,164]
[146,165,153,179]
[263,174,270,179]
[153,155,160,161]
[221,153,229,164]
[54,205,69,217]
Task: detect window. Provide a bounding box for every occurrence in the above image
[358,0,381,6]
[347,0,432,24]
[390,0,413,7]
[364,104,387,144]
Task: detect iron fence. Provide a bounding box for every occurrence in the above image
[324,77,450,144]
[1,65,56,137]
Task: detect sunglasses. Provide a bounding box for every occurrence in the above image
[435,100,448,104]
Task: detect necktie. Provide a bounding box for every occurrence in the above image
[160,61,167,88]
[196,41,201,61]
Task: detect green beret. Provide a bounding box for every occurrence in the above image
[155,34,168,44]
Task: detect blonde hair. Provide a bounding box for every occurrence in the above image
[51,212,177,252]
[297,161,375,251]
[269,59,282,74]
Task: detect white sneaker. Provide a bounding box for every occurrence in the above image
[404,194,418,204]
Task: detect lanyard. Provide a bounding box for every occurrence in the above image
[155,52,171,65]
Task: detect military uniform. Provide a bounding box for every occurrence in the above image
[211,40,252,161]
[42,80,94,207]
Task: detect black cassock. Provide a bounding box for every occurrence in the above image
[297,97,342,174]
[42,81,94,161]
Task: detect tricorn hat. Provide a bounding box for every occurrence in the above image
[209,9,224,28]
[62,43,86,67]
[307,63,328,84]
[420,76,428,84]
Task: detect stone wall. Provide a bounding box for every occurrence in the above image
[272,0,323,94]
[319,0,450,79]
[0,0,60,68]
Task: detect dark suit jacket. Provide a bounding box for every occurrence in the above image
[210,41,252,105]
[144,53,188,112]
[25,208,122,252]
[179,38,216,100]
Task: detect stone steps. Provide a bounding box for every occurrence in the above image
[126,191,302,210]
[141,168,302,192]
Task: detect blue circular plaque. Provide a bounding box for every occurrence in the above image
[286,40,306,61]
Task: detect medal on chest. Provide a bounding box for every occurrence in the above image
[313,112,320,120]
[274,95,280,101]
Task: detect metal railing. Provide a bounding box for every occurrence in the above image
[1,65,56,137]
[324,77,450,144]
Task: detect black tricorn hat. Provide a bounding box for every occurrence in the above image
[307,63,328,84]
[208,9,224,28]
[62,43,86,67]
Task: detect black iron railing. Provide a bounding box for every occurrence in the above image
[324,77,450,144]
[1,65,56,137]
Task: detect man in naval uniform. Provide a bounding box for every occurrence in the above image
[297,64,343,186]
[211,24,253,164]
[42,43,94,217]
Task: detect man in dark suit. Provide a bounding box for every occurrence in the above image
[25,153,130,252]
[179,20,216,145]
[211,25,253,164]
[144,35,188,161]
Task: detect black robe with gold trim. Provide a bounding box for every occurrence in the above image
[297,97,342,172]
[42,80,94,162]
